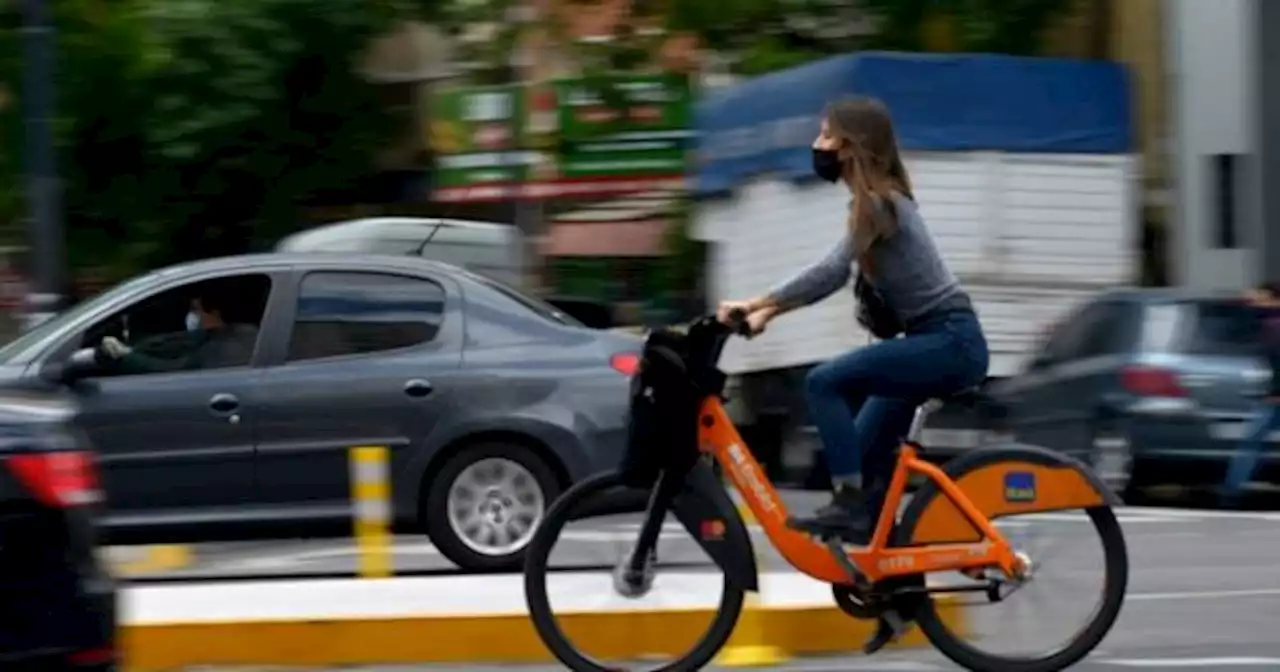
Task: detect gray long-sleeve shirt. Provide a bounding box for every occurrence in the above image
[767,193,968,326]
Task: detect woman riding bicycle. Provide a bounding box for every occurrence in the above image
[717,97,990,544]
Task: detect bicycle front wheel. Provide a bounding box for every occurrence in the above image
[523,471,745,672]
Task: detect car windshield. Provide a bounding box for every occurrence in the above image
[0,274,153,365]
[464,271,583,327]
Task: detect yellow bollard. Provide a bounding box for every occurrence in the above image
[714,492,789,667]
[349,445,393,579]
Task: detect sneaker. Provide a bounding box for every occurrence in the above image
[786,484,874,543]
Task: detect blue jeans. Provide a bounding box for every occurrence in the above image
[1223,401,1279,504]
[805,309,990,483]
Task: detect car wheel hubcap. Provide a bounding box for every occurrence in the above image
[447,457,545,557]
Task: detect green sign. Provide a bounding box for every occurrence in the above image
[428,85,529,191]
[549,73,691,179]
[429,73,693,202]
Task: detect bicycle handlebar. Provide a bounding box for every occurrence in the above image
[722,307,753,339]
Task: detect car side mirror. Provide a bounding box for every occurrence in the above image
[42,347,102,385]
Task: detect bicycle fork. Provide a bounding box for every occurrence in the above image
[615,469,681,598]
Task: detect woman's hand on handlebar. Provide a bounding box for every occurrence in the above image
[715,300,774,338]
[743,309,774,337]
[716,300,754,327]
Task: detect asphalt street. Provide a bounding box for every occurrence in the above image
[111,491,1280,669]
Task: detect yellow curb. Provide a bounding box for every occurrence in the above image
[111,545,193,578]
[715,594,788,667]
[123,598,966,669]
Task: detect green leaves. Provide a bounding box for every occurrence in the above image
[859,0,1073,54]
[2,0,417,275]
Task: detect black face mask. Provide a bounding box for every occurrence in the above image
[812,148,842,183]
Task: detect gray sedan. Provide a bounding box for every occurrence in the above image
[0,253,639,571]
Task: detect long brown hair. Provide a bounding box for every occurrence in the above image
[825,98,913,271]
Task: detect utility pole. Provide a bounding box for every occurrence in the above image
[19,0,65,329]
[506,0,544,291]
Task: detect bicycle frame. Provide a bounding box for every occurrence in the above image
[697,397,1019,585]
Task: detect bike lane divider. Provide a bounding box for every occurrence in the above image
[121,571,968,668]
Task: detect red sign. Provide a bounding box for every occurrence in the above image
[433,174,685,203]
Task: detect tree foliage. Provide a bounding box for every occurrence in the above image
[861,0,1075,55]
[0,0,1081,283]
[2,0,417,278]
[434,0,1076,78]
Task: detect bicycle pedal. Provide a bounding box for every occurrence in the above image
[862,611,908,655]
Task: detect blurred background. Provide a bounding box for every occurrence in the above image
[6,0,1280,669]
[1,0,1183,474]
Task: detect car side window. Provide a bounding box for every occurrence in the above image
[1075,302,1136,360]
[72,273,272,377]
[286,271,445,363]
[1053,303,1115,363]
[1035,304,1093,366]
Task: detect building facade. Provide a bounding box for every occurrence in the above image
[1167,0,1280,290]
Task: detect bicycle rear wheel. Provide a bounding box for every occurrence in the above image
[897,452,1129,672]
[523,471,745,672]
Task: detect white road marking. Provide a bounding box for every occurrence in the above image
[1128,588,1280,602]
[776,660,942,671]
[207,525,692,572]
[1123,506,1280,522]
[1100,658,1280,667]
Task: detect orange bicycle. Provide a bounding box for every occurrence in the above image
[523,313,1129,671]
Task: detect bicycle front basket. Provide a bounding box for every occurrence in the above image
[618,335,702,488]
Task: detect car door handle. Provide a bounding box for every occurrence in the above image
[403,379,434,398]
[209,393,240,415]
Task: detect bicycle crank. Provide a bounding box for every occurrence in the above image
[832,584,884,619]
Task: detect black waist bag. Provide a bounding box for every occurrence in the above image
[855,272,904,340]
[619,330,703,489]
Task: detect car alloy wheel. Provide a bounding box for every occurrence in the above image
[446,456,547,557]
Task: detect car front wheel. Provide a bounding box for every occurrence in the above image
[422,441,560,572]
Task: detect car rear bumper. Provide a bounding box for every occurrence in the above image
[1128,413,1280,486]
[0,506,117,668]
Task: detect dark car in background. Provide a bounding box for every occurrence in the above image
[0,390,115,671]
[988,289,1272,497]
[0,253,639,572]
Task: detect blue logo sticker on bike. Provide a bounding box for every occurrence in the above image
[1003,471,1037,503]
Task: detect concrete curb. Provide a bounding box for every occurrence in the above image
[123,597,965,669]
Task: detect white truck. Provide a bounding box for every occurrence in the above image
[691,52,1140,484]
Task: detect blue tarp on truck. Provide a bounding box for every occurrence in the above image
[694,51,1133,194]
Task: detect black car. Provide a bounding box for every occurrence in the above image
[1,253,638,572]
[0,390,116,671]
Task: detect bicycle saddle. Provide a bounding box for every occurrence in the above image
[934,386,986,407]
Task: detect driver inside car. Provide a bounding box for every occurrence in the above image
[97,288,258,374]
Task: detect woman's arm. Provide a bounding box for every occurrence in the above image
[747,233,855,315]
